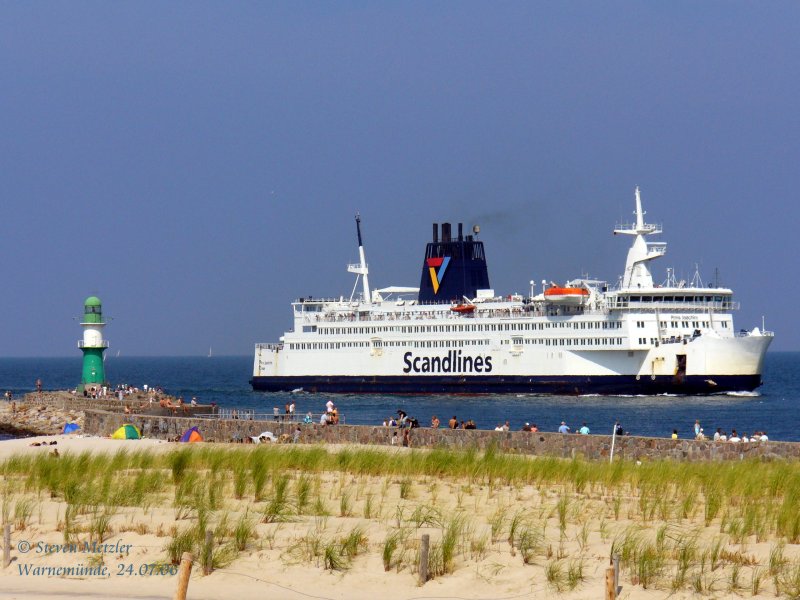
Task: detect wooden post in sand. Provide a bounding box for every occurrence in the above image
[3,523,10,568]
[605,565,615,600]
[203,529,213,575]
[173,552,193,600]
[418,534,429,585]
[612,554,620,597]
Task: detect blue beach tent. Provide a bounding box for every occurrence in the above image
[180,426,203,443]
[62,422,80,434]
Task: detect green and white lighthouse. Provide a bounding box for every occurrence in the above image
[78,296,108,392]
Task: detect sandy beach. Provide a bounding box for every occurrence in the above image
[1,434,799,599]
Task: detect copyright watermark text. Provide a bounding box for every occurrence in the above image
[17,540,133,555]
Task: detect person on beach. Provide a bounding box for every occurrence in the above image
[714,428,722,441]
[289,401,296,420]
[558,421,571,434]
[293,427,301,444]
[694,420,701,438]
[531,423,539,432]
[503,420,510,432]
[391,431,398,445]
[671,429,678,440]
[614,422,624,436]
[431,415,440,429]
[36,379,42,393]
[579,422,590,435]
[521,422,531,431]
[325,399,335,414]
[402,428,411,447]
[190,397,197,406]
[448,415,458,429]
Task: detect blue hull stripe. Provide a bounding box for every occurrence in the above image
[250,374,762,395]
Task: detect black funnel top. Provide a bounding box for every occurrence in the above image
[418,222,490,303]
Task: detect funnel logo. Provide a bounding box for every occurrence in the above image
[426,257,450,294]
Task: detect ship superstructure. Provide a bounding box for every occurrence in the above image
[251,189,772,394]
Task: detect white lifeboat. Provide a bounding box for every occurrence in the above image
[544,286,589,305]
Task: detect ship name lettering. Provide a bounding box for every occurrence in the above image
[402,351,493,374]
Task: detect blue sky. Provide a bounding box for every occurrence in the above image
[1,2,798,356]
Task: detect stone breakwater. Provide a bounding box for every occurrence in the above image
[5,393,799,463]
[0,395,85,437]
[83,408,800,463]
[0,392,214,438]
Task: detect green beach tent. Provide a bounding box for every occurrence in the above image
[111,424,141,440]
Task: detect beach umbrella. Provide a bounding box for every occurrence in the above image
[180,426,203,443]
[62,422,80,434]
[111,424,141,440]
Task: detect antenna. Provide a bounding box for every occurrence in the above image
[355,213,364,247]
[347,213,371,305]
[690,263,704,288]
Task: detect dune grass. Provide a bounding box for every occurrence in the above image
[4,443,800,595]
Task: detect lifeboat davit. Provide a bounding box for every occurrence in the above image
[451,304,476,314]
[544,287,589,305]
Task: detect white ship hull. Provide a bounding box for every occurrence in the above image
[252,308,772,394]
[251,189,774,395]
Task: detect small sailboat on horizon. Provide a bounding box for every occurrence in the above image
[207,346,212,358]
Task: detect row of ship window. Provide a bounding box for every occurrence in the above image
[316,321,624,335]
[287,337,626,351]
[622,295,727,303]
[634,320,727,329]
[511,338,624,347]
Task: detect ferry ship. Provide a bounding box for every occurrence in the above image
[251,188,773,395]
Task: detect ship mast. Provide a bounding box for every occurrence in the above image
[347,214,371,305]
[613,187,666,289]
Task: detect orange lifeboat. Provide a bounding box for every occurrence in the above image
[544,287,589,305]
[450,304,476,314]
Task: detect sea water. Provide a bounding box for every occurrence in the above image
[0,352,797,441]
